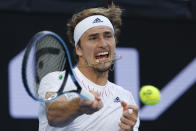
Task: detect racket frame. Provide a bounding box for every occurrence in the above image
[22,31,94,102]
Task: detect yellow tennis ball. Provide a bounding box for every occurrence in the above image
[139,85,161,105]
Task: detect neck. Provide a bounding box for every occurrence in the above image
[78,65,109,86]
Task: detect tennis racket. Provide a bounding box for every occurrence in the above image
[22,31,95,102]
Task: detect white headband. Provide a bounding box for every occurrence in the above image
[73,15,114,46]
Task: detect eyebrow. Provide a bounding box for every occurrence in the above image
[104,31,113,35]
[88,33,99,38]
[88,31,113,37]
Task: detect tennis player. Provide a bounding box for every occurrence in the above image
[38,4,140,131]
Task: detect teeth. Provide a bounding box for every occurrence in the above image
[96,59,100,63]
[96,52,108,56]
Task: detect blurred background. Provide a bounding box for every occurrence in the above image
[0,0,196,130]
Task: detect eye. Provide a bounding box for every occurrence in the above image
[104,32,113,39]
[106,34,112,38]
[88,34,98,40]
[89,35,97,40]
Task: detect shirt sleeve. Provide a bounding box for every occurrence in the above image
[38,71,64,99]
[38,71,79,100]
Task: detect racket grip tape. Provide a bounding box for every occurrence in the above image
[80,88,95,101]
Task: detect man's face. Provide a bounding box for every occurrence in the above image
[76,26,116,72]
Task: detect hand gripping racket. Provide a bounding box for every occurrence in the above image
[22,31,95,102]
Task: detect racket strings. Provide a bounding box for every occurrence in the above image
[26,35,67,98]
[35,36,66,81]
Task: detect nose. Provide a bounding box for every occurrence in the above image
[98,37,108,48]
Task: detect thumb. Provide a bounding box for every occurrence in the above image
[121,101,128,111]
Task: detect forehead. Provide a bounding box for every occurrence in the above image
[84,26,113,36]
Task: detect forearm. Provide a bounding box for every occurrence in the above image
[45,92,103,127]
[46,97,82,127]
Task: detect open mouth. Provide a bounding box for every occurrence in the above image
[95,52,109,63]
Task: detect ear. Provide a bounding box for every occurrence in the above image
[75,44,83,57]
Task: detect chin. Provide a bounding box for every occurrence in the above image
[94,63,112,72]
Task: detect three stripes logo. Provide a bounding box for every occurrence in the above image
[93,18,103,24]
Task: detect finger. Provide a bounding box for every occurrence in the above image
[120,116,132,125]
[121,101,128,111]
[91,101,99,109]
[79,102,97,114]
[97,100,103,109]
[126,104,139,114]
[82,101,102,114]
[119,122,131,131]
[80,98,103,111]
[120,116,137,126]
[122,111,138,123]
[95,96,101,101]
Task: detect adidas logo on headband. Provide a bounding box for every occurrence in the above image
[93,18,103,23]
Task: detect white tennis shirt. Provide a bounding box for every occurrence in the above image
[38,67,140,131]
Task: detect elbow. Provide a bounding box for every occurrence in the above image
[47,115,59,127]
[47,113,70,128]
[47,118,65,128]
[48,120,69,128]
[48,121,57,127]
[46,112,60,127]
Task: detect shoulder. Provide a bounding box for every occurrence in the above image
[38,71,65,99]
[108,81,130,95]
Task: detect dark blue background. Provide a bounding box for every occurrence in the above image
[0,1,195,130]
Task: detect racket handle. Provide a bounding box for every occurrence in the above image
[80,88,95,101]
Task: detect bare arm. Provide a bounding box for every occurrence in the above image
[45,92,103,127]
